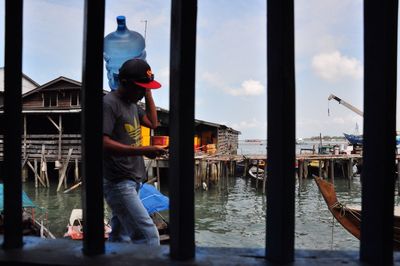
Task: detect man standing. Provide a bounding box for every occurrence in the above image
[103,59,167,245]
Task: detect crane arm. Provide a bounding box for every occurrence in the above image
[328,94,364,117]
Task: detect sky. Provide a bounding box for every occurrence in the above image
[0,0,390,139]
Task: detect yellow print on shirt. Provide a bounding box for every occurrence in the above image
[124,118,142,147]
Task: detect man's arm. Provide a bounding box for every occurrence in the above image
[103,135,167,157]
[140,90,158,129]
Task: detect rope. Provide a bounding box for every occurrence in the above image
[329,201,361,222]
[329,201,400,248]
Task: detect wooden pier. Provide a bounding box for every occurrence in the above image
[144,153,365,192]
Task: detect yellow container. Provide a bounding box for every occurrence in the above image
[142,136,151,146]
[194,136,201,149]
[141,126,150,137]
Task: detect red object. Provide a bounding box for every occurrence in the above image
[152,136,169,146]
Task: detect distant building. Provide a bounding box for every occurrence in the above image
[0,68,40,106]
[0,75,240,170]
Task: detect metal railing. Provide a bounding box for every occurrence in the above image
[2,0,398,264]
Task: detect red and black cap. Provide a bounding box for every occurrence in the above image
[118,59,162,89]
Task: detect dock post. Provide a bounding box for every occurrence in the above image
[330,159,334,183]
[298,160,303,180]
[21,164,27,183]
[303,160,309,178]
[74,158,79,182]
[263,163,267,194]
[349,158,354,180]
[323,159,328,179]
[243,159,248,177]
[256,160,259,188]
[318,160,322,178]
[34,160,38,188]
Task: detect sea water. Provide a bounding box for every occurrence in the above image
[20,140,393,250]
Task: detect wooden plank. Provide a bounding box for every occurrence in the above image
[3,0,23,249]
[81,0,105,255]
[27,160,46,188]
[361,0,397,264]
[266,0,295,263]
[169,0,197,260]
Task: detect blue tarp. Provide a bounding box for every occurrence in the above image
[0,184,36,211]
[139,183,169,215]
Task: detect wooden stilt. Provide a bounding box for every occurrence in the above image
[57,148,73,192]
[256,160,259,188]
[243,159,248,177]
[318,160,322,178]
[40,145,48,188]
[262,160,267,194]
[21,164,28,183]
[33,160,38,188]
[303,160,308,178]
[74,158,79,182]
[27,159,46,187]
[330,159,334,183]
[298,160,303,180]
[349,158,354,180]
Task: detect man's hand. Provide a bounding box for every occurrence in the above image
[142,145,168,159]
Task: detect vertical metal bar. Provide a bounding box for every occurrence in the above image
[3,0,23,249]
[81,0,105,255]
[361,0,398,264]
[169,0,197,260]
[266,0,295,263]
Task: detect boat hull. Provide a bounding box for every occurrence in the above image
[314,176,400,250]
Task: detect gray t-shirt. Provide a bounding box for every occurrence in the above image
[103,91,146,182]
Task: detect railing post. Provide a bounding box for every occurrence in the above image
[3,0,23,249]
[361,0,398,264]
[81,0,105,255]
[169,0,197,260]
[266,0,295,263]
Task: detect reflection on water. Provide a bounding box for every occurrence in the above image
[22,182,82,237]
[21,175,399,251]
[195,177,266,248]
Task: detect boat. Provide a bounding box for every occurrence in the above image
[248,166,265,180]
[313,176,400,250]
[343,133,363,146]
[0,184,55,239]
[248,160,265,180]
[64,209,112,240]
[344,133,400,146]
[139,183,170,243]
[64,183,170,243]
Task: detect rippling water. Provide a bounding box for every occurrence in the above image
[22,174,395,251]
[18,141,400,250]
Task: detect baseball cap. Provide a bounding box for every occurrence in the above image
[118,59,162,89]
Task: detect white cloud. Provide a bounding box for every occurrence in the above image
[232,118,265,130]
[312,51,363,81]
[201,72,264,97]
[224,79,265,96]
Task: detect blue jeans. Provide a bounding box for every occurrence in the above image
[103,178,160,245]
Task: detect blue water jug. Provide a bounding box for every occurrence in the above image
[104,16,146,90]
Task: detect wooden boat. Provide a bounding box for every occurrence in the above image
[248,165,265,180]
[247,160,266,180]
[314,176,400,250]
[64,209,111,240]
[64,208,170,244]
[0,184,55,239]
